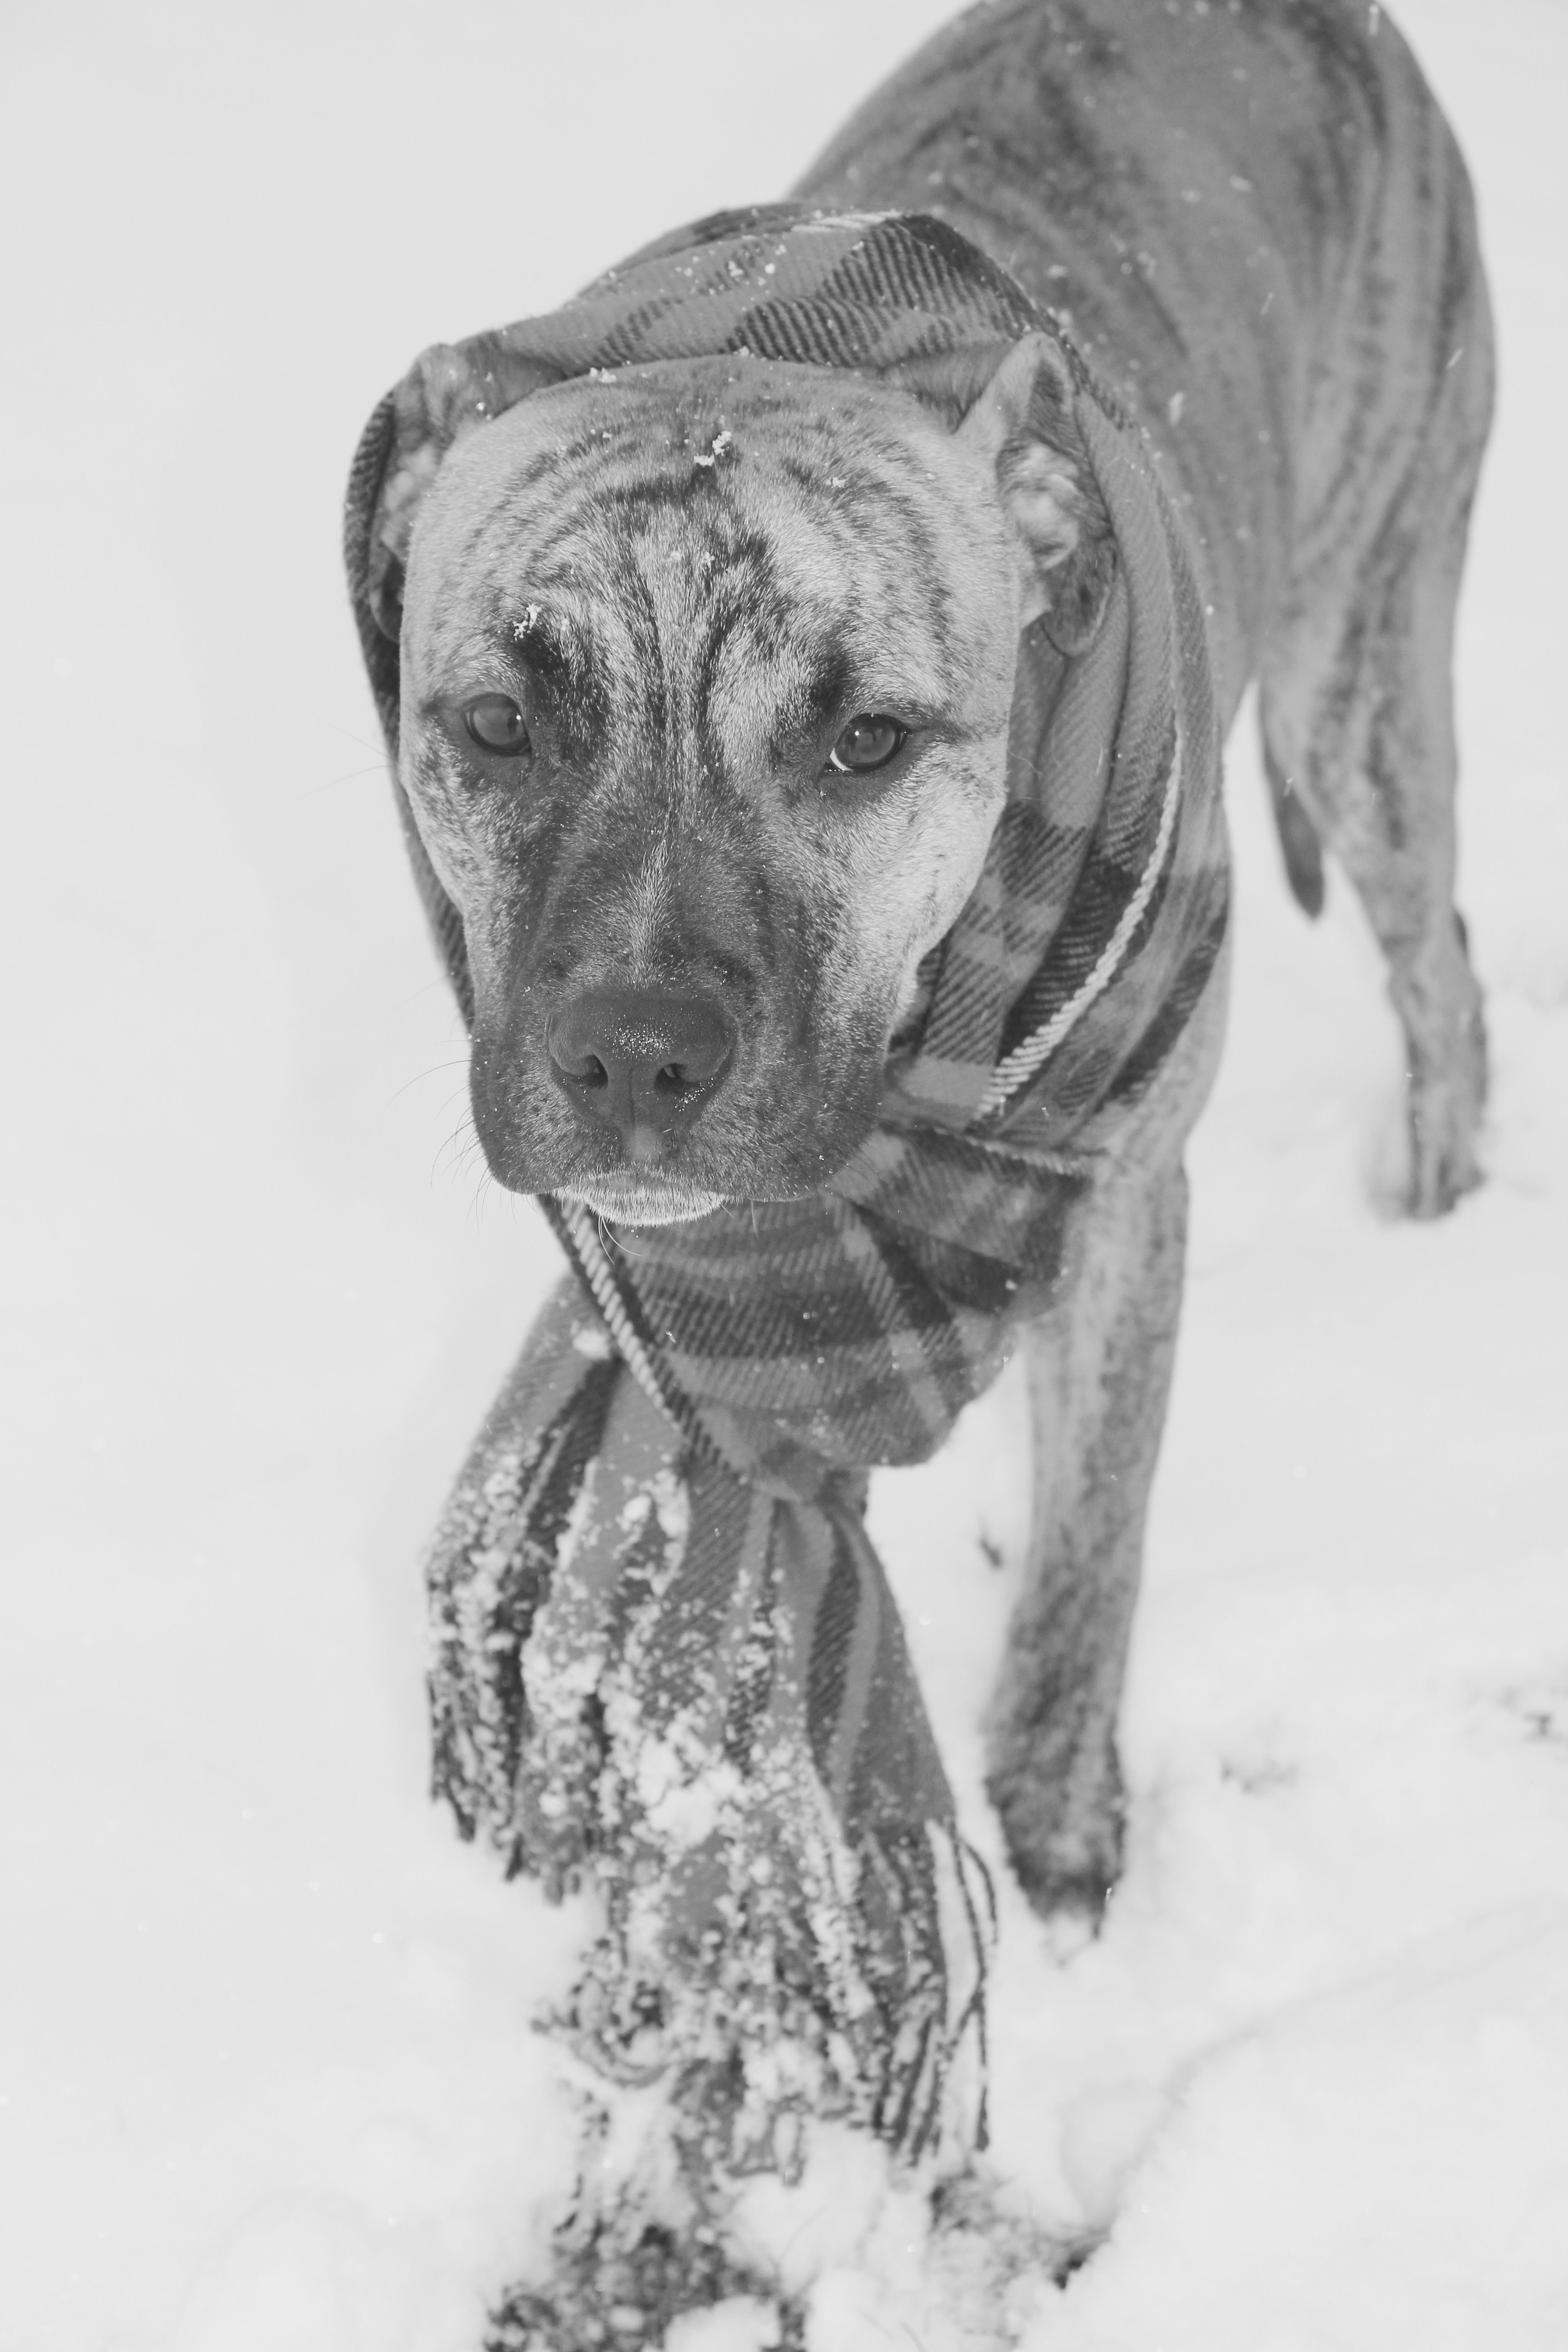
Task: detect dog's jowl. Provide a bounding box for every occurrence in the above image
[347,0,1491,2335]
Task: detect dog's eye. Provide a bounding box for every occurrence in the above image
[463,695,531,755]
[826,715,906,776]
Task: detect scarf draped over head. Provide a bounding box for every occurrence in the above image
[345,207,1229,2187]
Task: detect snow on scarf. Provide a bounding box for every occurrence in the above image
[344,208,1228,2182]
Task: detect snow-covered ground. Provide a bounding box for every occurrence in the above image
[2,1,1564,2345]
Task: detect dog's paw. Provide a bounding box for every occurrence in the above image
[485,2227,800,2352]
[1010,1840,1122,1933]
[987,1742,1126,1930]
[1404,1068,1486,1217]
[483,2282,559,2350]
[1395,922,1488,1220]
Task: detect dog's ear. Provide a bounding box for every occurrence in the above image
[365,339,564,640]
[952,331,1117,656]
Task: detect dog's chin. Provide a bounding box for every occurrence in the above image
[559,1172,731,1228]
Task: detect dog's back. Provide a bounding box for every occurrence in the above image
[797,0,1490,725]
[801,0,1491,1212]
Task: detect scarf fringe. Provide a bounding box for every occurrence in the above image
[426,1339,992,2173]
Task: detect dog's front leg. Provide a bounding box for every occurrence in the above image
[985,1158,1188,1922]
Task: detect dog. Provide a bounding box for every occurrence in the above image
[348,0,1490,2325]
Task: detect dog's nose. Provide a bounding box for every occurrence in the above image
[548,988,735,1153]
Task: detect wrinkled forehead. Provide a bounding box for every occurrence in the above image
[401,357,1014,722]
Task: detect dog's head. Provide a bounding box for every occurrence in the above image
[385,333,1112,1223]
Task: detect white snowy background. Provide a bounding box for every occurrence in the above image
[2,0,1564,2344]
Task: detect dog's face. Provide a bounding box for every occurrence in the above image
[396,338,1107,1223]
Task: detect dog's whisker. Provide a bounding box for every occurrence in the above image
[308,760,393,795]
[432,1108,488,1191]
[388,1059,472,1105]
[328,721,394,757]
[428,1088,477,1138]
[393,977,467,1014]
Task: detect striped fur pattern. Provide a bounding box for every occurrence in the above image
[383,342,1025,1222]
[346,212,1227,2181]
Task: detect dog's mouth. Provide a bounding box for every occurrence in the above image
[470,984,887,1222]
[492,1107,863,1229]
[551,1116,838,1225]
[559,1167,730,1227]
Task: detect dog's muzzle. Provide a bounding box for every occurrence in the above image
[548,987,735,1160]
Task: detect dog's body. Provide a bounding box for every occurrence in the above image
[359,0,1490,2319]
[799,0,1492,1220]
[792,0,1494,1905]
[384,0,1489,1914]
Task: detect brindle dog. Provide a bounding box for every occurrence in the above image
[389,0,1490,1917]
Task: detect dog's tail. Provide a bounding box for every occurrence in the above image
[1262,738,1325,919]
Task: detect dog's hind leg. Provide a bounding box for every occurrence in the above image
[984,1156,1189,1922]
[1258,162,1494,1217]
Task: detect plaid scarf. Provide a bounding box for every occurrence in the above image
[345,208,1228,2189]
